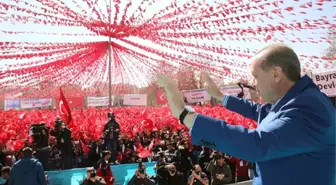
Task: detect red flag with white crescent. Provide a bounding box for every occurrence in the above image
[57,88,72,126]
[156,90,168,104]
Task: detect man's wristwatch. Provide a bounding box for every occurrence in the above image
[179,106,195,125]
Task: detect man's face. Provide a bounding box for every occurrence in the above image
[217,158,224,166]
[2,172,9,179]
[251,57,277,103]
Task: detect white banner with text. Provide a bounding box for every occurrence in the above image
[87,96,110,107]
[4,99,21,110]
[123,94,147,106]
[313,70,336,97]
[220,85,251,99]
[21,98,52,109]
[182,89,211,103]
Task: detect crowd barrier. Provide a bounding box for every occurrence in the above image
[47,162,253,185]
[47,162,156,185]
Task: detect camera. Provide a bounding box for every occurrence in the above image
[29,122,49,148]
[139,169,145,174]
[107,112,115,121]
[90,172,96,178]
[168,168,176,174]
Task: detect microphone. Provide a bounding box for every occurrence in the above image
[237,82,244,98]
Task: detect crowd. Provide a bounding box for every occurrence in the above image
[0,107,253,185]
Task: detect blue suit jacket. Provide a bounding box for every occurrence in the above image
[190,75,335,185]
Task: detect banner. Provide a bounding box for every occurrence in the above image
[182,89,211,103]
[21,98,52,109]
[313,70,336,97]
[220,85,251,99]
[87,96,109,107]
[156,91,167,104]
[4,99,21,110]
[123,94,147,106]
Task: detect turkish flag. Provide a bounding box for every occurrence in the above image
[57,88,72,125]
[156,90,167,104]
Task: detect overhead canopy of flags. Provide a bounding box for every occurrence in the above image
[0,0,335,99]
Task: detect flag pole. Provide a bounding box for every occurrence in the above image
[108,0,112,108]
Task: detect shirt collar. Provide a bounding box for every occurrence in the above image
[270,75,318,112]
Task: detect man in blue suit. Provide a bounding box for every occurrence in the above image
[157,44,335,185]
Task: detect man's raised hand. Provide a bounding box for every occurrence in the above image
[201,72,224,101]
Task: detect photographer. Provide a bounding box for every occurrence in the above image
[165,164,184,185]
[102,113,120,163]
[29,122,50,170]
[50,118,73,169]
[80,167,106,185]
[127,163,155,185]
[154,152,167,185]
[188,165,209,185]
[206,155,232,185]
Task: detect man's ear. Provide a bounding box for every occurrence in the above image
[272,66,283,83]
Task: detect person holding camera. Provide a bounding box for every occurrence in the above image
[50,118,73,169]
[29,122,50,171]
[165,164,184,185]
[103,113,120,164]
[206,155,232,185]
[188,165,209,185]
[80,167,106,185]
[127,163,155,185]
[153,152,167,185]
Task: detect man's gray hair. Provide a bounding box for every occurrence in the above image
[257,44,301,82]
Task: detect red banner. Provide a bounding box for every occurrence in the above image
[66,97,85,108]
[156,91,167,104]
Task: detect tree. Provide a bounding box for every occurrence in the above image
[326,27,336,58]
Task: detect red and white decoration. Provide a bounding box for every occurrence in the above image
[156,91,168,104]
[0,0,334,99]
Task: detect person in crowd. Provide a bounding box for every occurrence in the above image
[164,143,178,163]
[206,156,232,185]
[198,147,212,181]
[154,152,167,185]
[80,167,106,185]
[177,140,194,184]
[96,151,114,185]
[127,162,155,185]
[188,164,209,185]
[103,113,120,164]
[165,164,184,185]
[157,43,336,185]
[229,157,249,182]
[88,137,104,167]
[50,118,73,169]
[1,166,10,185]
[8,147,47,185]
[44,172,49,185]
[30,122,50,171]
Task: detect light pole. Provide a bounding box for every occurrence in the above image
[108,0,112,108]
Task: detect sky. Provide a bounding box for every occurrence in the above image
[0,0,335,87]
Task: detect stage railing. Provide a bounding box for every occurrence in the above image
[47,162,254,185]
